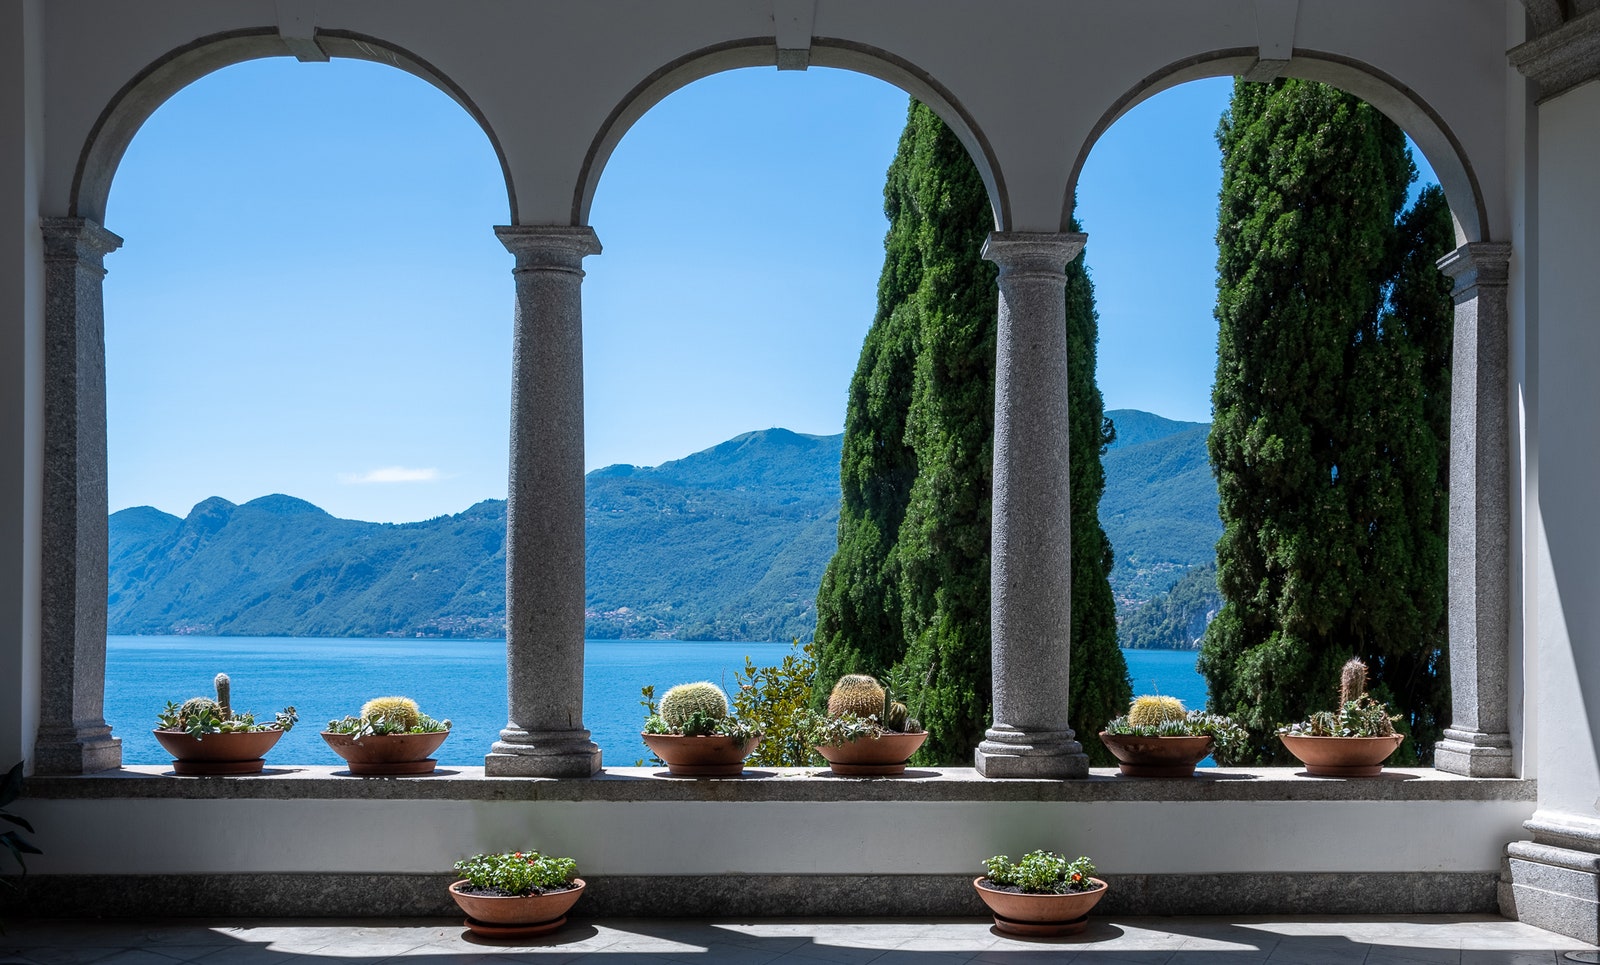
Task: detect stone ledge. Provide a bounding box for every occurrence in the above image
[0,871,1501,919]
[22,765,1535,803]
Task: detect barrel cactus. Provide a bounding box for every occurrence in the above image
[658,682,729,729]
[361,696,421,730]
[827,674,887,719]
[883,700,909,732]
[177,696,221,727]
[1126,695,1186,728]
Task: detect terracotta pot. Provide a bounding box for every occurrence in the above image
[152,728,284,775]
[1098,732,1215,778]
[814,731,928,776]
[1280,733,1404,777]
[321,730,450,776]
[640,733,761,777]
[448,878,585,938]
[973,876,1108,937]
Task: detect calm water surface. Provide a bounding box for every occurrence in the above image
[106,636,1205,767]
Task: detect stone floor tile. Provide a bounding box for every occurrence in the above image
[83,952,190,965]
[861,950,981,965]
[1263,940,1370,965]
[9,948,121,965]
[1457,953,1563,965]
[660,940,796,965]
[1067,949,1180,964]
[1363,945,1464,965]
[970,950,1079,965]
[768,942,891,964]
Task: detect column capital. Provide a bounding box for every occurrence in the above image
[981,231,1086,276]
[1509,6,1600,100]
[494,225,601,272]
[41,218,123,266]
[1437,241,1511,297]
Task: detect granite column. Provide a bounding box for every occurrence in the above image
[1433,241,1515,778]
[974,231,1089,779]
[486,225,602,777]
[34,218,121,775]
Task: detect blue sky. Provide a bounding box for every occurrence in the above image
[105,61,1433,524]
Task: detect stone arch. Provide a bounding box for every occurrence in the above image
[1063,49,1491,245]
[571,37,1010,229]
[70,27,517,224]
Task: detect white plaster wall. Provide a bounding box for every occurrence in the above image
[1533,78,1600,829]
[1507,0,1535,781]
[19,796,1533,877]
[0,0,45,769]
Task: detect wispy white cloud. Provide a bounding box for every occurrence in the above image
[339,466,443,485]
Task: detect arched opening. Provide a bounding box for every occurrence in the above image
[98,55,512,766]
[579,64,918,763]
[1075,70,1473,769]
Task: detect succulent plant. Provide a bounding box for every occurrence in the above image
[884,700,909,732]
[1126,695,1186,728]
[827,674,886,720]
[214,673,232,719]
[360,696,422,730]
[658,682,728,729]
[1339,657,1368,705]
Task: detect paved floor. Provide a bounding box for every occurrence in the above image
[1,916,1595,965]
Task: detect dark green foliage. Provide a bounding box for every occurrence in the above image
[1120,563,1221,650]
[1100,416,1220,610]
[814,100,1128,764]
[1,761,41,879]
[108,429,843,643]
[1200,79,1454,764]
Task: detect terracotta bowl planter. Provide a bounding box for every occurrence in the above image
[448,878,585,938]
[1098,732,1214,778]
[321,730,450,776]
[152,728,284,775]
[814,731,928,776]
[1280,733,1404,776]
[973,876,1109,937]
[640,733,761,777]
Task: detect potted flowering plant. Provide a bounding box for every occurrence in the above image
[973,851,1107,936]
[448,849,584,937]
[1279,657,1404,776]
[1099,695,1246,777]
[153,673,297,775]
[807,674,926,776]
[640,682,760,777]
[321,695,451,775]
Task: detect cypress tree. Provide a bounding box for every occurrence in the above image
[1200,79,1454,764]
[816,100,1129,764]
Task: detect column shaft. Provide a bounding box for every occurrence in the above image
[485,225,602,777]
[1434,241,1514,778]
[974,231,1088,779]
[34,218,121,775]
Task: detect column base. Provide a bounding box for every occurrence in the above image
[33,723,121,775]
[1434,729,1514,777]
[973,726,1088,779]
[1503,812,1600,944]
[485,729,602,777]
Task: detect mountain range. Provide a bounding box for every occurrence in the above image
[109,411,1220,643]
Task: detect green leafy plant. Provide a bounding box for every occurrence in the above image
[453,850,578,896]
[155,673,296,739]
[982,851,1098,895]
[1279,657,1401,739]
[731,639,819,766]
[1,762,40,881]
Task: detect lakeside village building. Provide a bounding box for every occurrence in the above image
[3,0,1600,942]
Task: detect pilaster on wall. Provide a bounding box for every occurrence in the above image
[1504,39,1600,944]
[33,218,120,775]
[1434,242,1515,779]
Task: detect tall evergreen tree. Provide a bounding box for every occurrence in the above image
[1200,79,1454,764]
[815,100,1129,764]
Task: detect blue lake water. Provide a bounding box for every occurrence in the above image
[106,636,1206,767]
